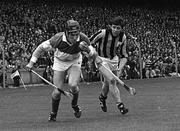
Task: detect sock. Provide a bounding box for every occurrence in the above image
[51,98,60,114]
[71,92,79,107]
[100,93,107,100]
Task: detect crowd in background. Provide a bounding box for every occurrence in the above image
[0,0,180,84]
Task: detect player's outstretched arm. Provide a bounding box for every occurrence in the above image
[26,40,53,70]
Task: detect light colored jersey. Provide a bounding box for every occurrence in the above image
[30,32,90,62]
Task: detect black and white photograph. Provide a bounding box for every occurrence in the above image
[0,0,180,130]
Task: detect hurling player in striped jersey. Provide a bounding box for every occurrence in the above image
[26,20,94,122]
[89,16,129,114]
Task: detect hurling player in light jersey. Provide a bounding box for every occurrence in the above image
[26,19,93,122]
[89,16,129,114]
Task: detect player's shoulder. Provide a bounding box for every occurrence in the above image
[49,32,64,47]
[52,32,64,39]
[101,29,106,34]
[50,32,64,42]
[91,29,105,37]
[96,29,106,35]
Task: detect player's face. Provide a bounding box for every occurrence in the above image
[110,25,122,36]
[67,32,80,44]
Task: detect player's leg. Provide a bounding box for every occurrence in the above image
[109,70,128,115]
[96,58,128,114]
[68,65,82,118]
[99,80,109,112]
[98,62,110,112]
[49,57,68,122]
[49,70,65,121]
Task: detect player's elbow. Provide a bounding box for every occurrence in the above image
[42,40,52,50]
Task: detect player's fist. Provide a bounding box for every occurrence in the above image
[79,41,90,53]
[26,61,35,71]
[94,56,103,65]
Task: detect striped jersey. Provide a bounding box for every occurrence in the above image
[89,29,128,59]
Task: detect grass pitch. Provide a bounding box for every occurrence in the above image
[0,77,180,131]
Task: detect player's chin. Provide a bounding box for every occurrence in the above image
[112,31,120,37]
[70,40,76,44]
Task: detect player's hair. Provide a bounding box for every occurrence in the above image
[109,16,126,28]
[65,19,80,33]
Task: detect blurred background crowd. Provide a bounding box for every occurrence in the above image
[0,0,180,84]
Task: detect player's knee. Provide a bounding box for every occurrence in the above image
[104,74,114,82]
[52,88,61,100]
[70,86,79,94]
[68,80,78,88]
[114,86,120,94]
[110,84,119,93]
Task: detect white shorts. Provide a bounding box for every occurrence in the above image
[100,55,119,71]
[52,54,82,71]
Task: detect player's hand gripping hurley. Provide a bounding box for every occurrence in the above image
[101,64,136,95]
[96,59,136,95]
[30,69,73,98]
[25,61,73,99]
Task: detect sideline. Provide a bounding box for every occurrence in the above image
[1,76,180,90]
